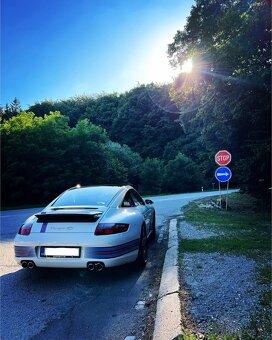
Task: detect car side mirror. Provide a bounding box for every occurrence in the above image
[145,199,154,205]
[122,201,131,207]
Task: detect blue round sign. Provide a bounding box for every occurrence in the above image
[215,166,232,182]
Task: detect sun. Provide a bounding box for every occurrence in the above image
[181,58,193,73]
[141,48,181,84]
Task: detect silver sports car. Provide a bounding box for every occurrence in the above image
[14,185,156,271]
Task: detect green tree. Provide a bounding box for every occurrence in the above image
[82,93,120,131]
[106,141,142,188]
[1,97,22,120]
[163,153,203,193]
[110,84,183,159]
[1,111,70,204]
[1,113,131,206]
[139,158,164,194]
[27,86,184,162]
[29,96,96,127]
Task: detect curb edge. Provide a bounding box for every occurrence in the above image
[153,219,181,340]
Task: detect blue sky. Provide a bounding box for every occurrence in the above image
[1,0,194,108]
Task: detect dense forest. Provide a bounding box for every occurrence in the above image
[1,0,271,206]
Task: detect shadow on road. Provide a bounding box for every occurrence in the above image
[6,262,142,282]
[1,264,145,340]
[1,228,167,340]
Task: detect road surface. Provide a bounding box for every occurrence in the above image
[0,190,234,339]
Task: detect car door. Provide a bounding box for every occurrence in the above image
[130,190,153,235]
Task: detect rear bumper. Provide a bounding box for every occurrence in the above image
[15,250,138,268]
[14,239,139,268]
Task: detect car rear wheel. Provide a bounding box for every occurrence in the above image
[150,213,156,240]
[135,226,147,267]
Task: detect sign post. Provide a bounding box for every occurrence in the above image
[226,180,229,210]
[214,150,232,210]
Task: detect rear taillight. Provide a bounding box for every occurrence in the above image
[95,223,129,235]
[18,223,33,235]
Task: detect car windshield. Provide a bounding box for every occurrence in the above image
[52,187,121,207]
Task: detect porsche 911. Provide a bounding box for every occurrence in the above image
[14,185,156,271]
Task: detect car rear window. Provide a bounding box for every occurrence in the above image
[52,187,121,207]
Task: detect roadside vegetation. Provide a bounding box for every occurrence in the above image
[0,109,202,208]
[179,192,271,340]
[182,193,271,256]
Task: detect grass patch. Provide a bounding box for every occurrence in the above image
[181,192,271,257]
[184,193,269,223]
[207,335,240,340]
[179,192,271,339]
[257,265,271,285]
[179,332,242,340]
[260,290,272,308]
[257,265,272,309]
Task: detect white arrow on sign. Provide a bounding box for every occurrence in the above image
[217,172,229,176]
[215,166,232,183]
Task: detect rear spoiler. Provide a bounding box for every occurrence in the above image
[35,210,103,223]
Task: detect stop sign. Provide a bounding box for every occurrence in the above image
[215,150,231,166]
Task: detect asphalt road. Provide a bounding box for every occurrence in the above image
[0,190,234,340]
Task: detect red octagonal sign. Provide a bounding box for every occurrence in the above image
[215,150,231,166]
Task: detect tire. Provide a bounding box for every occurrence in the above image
[150,213,156,241]
[135,225,148,268]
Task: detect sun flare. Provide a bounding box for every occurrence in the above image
[181,58,193,73]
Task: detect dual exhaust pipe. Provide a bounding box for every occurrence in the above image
[87,262,104,272]
[21,260,104,271]
[21,261,35,269]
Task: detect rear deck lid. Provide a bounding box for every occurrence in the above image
[31,206,106,233]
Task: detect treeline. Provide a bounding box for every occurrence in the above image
[1,109,201,205]
[1,0,270,206]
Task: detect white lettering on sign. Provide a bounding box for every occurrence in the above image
[216,155,230,161]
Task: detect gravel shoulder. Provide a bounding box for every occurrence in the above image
[177,215,271,339]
